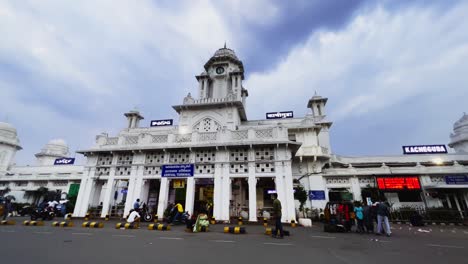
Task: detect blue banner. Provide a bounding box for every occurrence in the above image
[309,190,326,200]
[445,175,468,185]
[162,164,194,177]
[54,158,75,165]
[151,119,173,127]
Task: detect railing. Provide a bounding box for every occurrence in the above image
[255,129,273,139]
[389,207,466,223]
[124,136,139,145]
[198,132,217,142]
[105,137,118,145]
[231,130,248,140]
[152,135,168,143]
[175,134,192,143]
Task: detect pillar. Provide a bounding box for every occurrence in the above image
[350,176,362,202]
[283,161,296,223]
[219,164,231,221]
[100,167,117,217]
[213,164,222,221]
[248,174,258,222]
[73,168,96,217]
[157,177,169,220]
[185,177,195,215]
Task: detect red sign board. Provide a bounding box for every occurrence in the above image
[377,177,421,190]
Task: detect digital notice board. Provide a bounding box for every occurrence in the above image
[377,177,421,190]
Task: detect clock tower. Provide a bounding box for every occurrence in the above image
[173,46,249,133]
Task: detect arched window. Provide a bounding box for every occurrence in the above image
[193,118,221,132]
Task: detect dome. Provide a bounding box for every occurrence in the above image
[0,122,17,134]
[453,113,468,130]
[48,138,67,147]
[36,138,69,157]
[212,47,239,60]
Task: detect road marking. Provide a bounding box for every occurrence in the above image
[112,234,136,238]
[72,233,93,236]
[159,237,183,240]
[33,231,52,234]
[310,235,336,239]
[1,230,16,233]
[211,240,236,243]
[427,244,464,249]
[263,242,293,246]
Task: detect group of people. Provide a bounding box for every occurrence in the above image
[0,196,12,220]
[353,200,392,237]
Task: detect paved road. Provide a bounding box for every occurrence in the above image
[1,219,467,264]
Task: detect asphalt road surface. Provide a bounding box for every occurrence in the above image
[1,219,467,264]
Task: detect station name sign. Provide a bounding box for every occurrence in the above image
[266,111,294,119]
[402,145,447,155]
[162,164,194,177]
[150,119,173,127]
[54,158,75,165]
[445,175,468,185]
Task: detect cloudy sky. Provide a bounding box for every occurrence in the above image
[1,0,467,165]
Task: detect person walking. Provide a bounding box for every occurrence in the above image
[363,201,374,233]
[354,202,364,233]
[376,199,391,237]
[271,194,284,239]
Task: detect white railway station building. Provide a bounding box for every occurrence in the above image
[1,47,468,222]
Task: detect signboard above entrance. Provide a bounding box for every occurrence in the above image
[266,111,294,119]
[377,177,421,190]
[445,175,468,185]
[402,145,447,154]
[162,164,194,177]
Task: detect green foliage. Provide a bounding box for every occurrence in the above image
[294,185,308,217]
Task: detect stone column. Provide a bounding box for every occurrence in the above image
[220,164,232,221]
[185,177,196,215]
[213,164,222,221]
[248,169,258,222]
[100,156,118,217]
[123,164,140,217]
[283,161,296,223]
[350,176,362,202]
[73,168,96,217]
[157,177,169,220]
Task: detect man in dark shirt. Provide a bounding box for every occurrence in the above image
[272,194,284,239]
[376,200,391,237]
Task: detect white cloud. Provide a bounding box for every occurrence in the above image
[246,2,468,121]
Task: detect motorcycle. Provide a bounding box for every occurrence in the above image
[167,210,190,225]
[30,207,55,221]
[140,207,154,222]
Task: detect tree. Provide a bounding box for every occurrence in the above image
[294,185,308,218]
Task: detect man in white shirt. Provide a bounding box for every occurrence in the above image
[127,209,140,228]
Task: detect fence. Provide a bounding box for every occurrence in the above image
[390,207,465,224]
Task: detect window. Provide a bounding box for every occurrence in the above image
[317,105,322,116]
[397,191,422,202]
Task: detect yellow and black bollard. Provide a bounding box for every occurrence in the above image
[116,222,138,229]
[82,221,104,228]
[210,216,216,225]
[291,220,296,228]
[65,213,73,220]
[105,214,110,221]
[238,216,243,226]
[265,227,272,235]
[84,212,91,221]
[0,220,15,225]
[52,221,74,227]
[148,223,170,231]
[153,214,158,223]
[23,220,44,226]
[223,226,246,234]
[263,217,268,227]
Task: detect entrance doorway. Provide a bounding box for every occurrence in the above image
[168,179,186,208]
[194,178,214,216]
[145,179,160,216]
[230,178,248,218]
[256,178,275,218]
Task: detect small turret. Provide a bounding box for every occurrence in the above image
[124,110,144,129]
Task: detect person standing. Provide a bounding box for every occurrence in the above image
[363,201,374,233]
[376,200,391,237]
[272,194,284,239]
[354,202,364,233]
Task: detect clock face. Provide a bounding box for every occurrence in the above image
[215,66,225,74]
